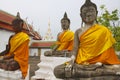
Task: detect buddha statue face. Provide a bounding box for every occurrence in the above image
[81,6,97,24]
[80,0,98,24]
[61,12,70,31]
[12,12,23,33]
[61,19,70,30]
[12,19,23,33]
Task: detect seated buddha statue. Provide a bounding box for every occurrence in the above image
[0,13,30,79]
[44,12,74,57]
[53,0,120,79]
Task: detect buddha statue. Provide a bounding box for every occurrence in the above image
[53,0,120,79]
[44,12,74,57]
[0,12,30,79]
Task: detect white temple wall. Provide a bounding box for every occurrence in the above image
[0,30,13,52]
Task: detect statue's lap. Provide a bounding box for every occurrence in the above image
[54,63,120,79]
[44,51,120,79]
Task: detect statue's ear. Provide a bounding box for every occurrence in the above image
[80,13,84,20]
[96,11,98,15]
[80,13,82,18]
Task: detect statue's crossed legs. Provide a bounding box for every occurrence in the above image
[54,63,120,79]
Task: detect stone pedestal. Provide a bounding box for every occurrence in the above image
[0,69,22,80]
[0,66,29,80]
[60,76,120,80]
[31,55,71,80]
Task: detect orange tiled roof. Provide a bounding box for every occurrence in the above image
[0,10,42,40]
[0,10,14,24]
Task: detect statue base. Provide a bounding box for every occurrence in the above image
[54,63,120,80]
[63,76,120,80]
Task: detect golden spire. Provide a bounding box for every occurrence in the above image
[44,18,53,40]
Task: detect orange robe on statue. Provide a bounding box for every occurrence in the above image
[56,30,74,51]
[6,32,30,77]
[76,24,120,64]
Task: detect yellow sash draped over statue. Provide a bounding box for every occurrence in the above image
[7,32,30,77]
[76,24,120,64]
[56,30,74,51]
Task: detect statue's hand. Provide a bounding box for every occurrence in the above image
[116,72,120,75]
[70,55,75,65]
[95,62,102,66]
[64,61,73,78]
[64,55,75,68]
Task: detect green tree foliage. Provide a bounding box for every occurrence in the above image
[97,5,120,51]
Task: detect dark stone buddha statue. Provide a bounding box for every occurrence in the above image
[44,12,74,57]
[53,0,120,79]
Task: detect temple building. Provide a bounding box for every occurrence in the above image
[0,10,42,56]
[0,10,55,57]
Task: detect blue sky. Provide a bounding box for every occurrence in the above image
[0,0,120,39]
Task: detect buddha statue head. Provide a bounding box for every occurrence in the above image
[12,12,24,33]
[80,0,98,24]
[61,12,70,30]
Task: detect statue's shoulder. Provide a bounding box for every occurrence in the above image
[96,24,108,29]
[75,28,82,34]
[9,35,14,40]
[57,32,61,37]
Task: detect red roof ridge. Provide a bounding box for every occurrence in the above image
[0,9,15,18]
[0,10,42,40]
